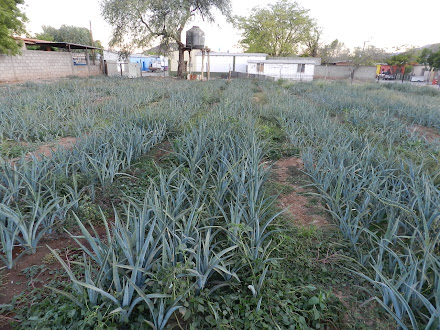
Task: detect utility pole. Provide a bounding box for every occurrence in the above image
[89,20,95,65]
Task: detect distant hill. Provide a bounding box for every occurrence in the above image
[389,43,440,56]
[416,43,440,52]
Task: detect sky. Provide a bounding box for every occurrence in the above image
[23,0,440,53]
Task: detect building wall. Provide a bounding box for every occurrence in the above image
[248,63,315,81]
[231,71,275,81]
[169,50,196,72]
[234,55,267,73]
[268,57,322,65]
[194,55,233,73]
[234,56,251,72]
[106,61,141,78]
[0,50,102,83]
[193,54,267,73]
[130,55,168,72]
[169,50,267,74]
[103,50,121,62]
[314,65,377,81]
[412,65,426,76]
[72,64,102,77]
[106,61,122,76]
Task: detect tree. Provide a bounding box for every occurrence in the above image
[418,48,440,71]
[234,0,315,57]
[0,0,27,55]
[319,39,350,64]
[348,43,388,84]
[388,51,416,82]
[36,25,103,55]
[302,27,322,57]
[428,51,440,70]
[38,25,93,45]
[101,0,231,78]
[34,32,54,42]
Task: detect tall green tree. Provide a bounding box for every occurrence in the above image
[38,25,93,45]
[36,25,103,55]
[101,0,231,78]
[428,51,440,70]
[388,51,416,82]
[348,43,388,84]
[319,39,350,64]
[418,47,440,70]
[302,27,322,57]
[0,0,27,55]
[234,0,315,57]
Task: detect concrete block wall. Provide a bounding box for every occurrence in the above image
[232,71,275,81]
[89,65,102,76]
[0,54,16,81]
[105,61,140,78]
[106,61,123,77]
[0,50,102,83]
[315,65,377,82]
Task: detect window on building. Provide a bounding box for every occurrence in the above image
[257,63,264,72]
[297,63,305,73]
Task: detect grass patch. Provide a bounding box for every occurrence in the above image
[0,139,29,158]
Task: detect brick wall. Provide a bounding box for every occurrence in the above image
[0,50,103,83]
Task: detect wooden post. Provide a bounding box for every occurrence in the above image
[188,49,192,77]
[85,48,89,65]
[89,21,96,65]
[207,48,210,81]
[201,49,205,81]
[85,48,91,76]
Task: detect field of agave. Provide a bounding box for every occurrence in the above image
[0,77,439,329]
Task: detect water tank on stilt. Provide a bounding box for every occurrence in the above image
[186,26,205,49]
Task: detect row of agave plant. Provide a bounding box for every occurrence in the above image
[288,80,440,129]
[264,81,440,329]
[0,77,281,327]
[0,77,225,142]
[0,76,234,270]
[43,118,278,327]
[0,118,166,268]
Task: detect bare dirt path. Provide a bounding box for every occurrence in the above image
[5,137,78,167]
[408,124,440,142]
[271,156,329,227]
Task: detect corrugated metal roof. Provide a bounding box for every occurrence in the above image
[33,42,102,50]
[14,37,52,44]
[14,37,101,50]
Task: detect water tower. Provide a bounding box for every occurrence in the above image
[185,26,205,49]
[184,26,210,80]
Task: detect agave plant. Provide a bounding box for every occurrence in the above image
[0,199,60,254]
[185,228,239,293]
[0,210,23,268]
[129,280,184,330]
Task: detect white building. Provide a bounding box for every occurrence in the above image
[169,50,267,74]
[103,50,122,63]
[193,52,267,73]
[248,58,320,81]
